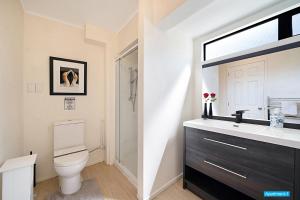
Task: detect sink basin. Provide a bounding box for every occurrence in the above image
[230,122,267,134]
[183,118,300,149]
[186,119,266,135]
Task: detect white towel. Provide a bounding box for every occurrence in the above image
[281,101,298,116]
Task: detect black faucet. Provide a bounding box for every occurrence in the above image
[231,110,249,123]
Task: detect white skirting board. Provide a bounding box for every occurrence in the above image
[138,173,183,200]
[87,149,105,166]
[114,161,137,188]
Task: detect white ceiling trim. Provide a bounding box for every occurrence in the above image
[24,9,139,33]
[24,10,85,30]
[20,0,138,33]
[20,0,84,29]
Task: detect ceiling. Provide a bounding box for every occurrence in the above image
[175,0,289,38]
[21,0,138,32]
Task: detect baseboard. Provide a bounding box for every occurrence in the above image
[140,173,183,200]
[87,149,105,166]
[114,161,137,188]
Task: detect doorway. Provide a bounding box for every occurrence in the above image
[227,61,265,119]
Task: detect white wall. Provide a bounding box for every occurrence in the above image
[152,0,185,24]
[23,14,106,182]
[0,0,24,196]
[139,0,193,199]
[153,0,212,30]
[193,0,300,118]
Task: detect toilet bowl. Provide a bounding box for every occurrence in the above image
[54,146,89,194]
[53,120,89,195]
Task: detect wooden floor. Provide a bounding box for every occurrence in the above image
[35,162,201,200]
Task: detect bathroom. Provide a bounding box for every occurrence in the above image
[0,0,300,200]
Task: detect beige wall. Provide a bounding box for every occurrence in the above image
[23,14,106,182]
[0,0,24,196]
[0,0,24,165]
[117,15,138,53]
[85,23,118,166]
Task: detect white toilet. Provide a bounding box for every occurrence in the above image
[53,120,89,195]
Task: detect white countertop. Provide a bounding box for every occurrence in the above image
[183,119,300,149]
[0,154,37,173]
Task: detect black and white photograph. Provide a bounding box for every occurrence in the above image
[50,57,87,95]
[60,67,79,88]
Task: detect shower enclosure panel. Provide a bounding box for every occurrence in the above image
[116,48,138,179]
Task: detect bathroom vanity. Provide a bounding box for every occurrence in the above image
[183,119,300,200]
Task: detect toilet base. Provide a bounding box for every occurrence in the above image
[59,174,81,195]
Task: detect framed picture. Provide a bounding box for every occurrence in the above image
[50,57,87,95]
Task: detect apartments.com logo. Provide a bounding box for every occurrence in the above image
[264,191,291,198]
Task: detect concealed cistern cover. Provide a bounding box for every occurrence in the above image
[54,120,85,151]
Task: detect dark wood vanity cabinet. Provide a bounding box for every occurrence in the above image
[183,127,300,200]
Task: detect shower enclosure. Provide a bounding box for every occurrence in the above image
[115,47,138,184]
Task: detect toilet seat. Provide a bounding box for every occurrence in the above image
[54,145,87,157]
[54,145,89,167]
[54,150,89,167]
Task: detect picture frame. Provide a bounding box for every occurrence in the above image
[50,57,87,95]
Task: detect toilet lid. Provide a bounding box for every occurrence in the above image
[54,150,89,167]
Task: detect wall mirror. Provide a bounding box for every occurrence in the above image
[202,46,300,125]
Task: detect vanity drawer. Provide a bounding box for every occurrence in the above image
[186,148,294,200]
[185,127,295,184]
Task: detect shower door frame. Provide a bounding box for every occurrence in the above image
[115,42,138,188]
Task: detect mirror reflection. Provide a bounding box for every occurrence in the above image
[202,47,300,124]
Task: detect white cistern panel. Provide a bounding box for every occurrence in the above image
[54,120,85,151]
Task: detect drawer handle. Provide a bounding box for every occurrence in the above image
[204,160,247,179]
[203,138,247,150]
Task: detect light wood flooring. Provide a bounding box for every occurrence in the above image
[35,162,201,200]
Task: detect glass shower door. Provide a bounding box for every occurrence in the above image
[117,48,138,177]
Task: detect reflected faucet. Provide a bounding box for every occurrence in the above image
[232,110,249,123]
[128,67,138,112]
